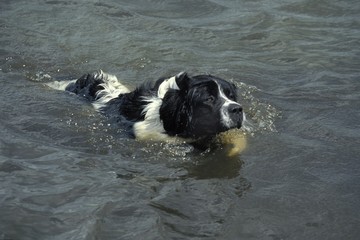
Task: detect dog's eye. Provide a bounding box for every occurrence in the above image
[205,96,215,103]
[223,89,235,100]
[226,91,236,100]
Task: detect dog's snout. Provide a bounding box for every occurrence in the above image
[224,103,243,129]
[228,104,242,114]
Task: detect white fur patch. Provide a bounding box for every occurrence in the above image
[92,71,130,110]
[134,72,180,140]
[132,97,190,143]
[133,73,193,142]
[157,74,180,99]
[216,81,242,128]
[133,97,169,140]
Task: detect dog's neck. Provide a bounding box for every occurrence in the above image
[157,75,180,99]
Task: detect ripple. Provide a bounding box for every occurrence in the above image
[125,0,227,19]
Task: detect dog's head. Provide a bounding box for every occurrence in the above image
[160,72,243,139]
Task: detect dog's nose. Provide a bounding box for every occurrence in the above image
[228,104,243,114]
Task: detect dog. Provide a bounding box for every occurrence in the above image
[48,70,244,146]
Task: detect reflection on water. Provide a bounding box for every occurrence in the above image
[186,150,244,180]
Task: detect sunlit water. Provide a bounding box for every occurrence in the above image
[1,0,359,239]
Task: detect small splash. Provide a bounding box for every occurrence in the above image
[46,80,76,91]
[138,141,195,160]
[236,82,280,135]
[27,71,52,82]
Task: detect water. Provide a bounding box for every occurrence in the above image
[1,0,359,239]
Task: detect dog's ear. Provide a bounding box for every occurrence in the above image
[175,72,191,91]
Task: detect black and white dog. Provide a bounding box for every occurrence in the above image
[49,70,244,144]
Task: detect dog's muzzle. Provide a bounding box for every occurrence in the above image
[228,103,243,128]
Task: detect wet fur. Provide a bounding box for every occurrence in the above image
[49,70,244,144]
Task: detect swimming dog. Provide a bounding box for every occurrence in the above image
[49,70,244,145]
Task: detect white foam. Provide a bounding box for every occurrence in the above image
[46,79,76,91]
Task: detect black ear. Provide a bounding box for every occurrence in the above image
[175,72,191,90]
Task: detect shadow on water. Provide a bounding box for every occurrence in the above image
[112,139,246,180]
[185,148,244,180]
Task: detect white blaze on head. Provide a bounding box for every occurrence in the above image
[216,81,242,128]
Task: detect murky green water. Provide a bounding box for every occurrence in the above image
[1,0,359,239]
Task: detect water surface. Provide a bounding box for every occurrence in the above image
[1,0,359,239]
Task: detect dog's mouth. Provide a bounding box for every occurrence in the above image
[227,121,242,131]
[226,112,243,130]
[220,120,242,134]
[220,102,243,131]
[236,120,242,129]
